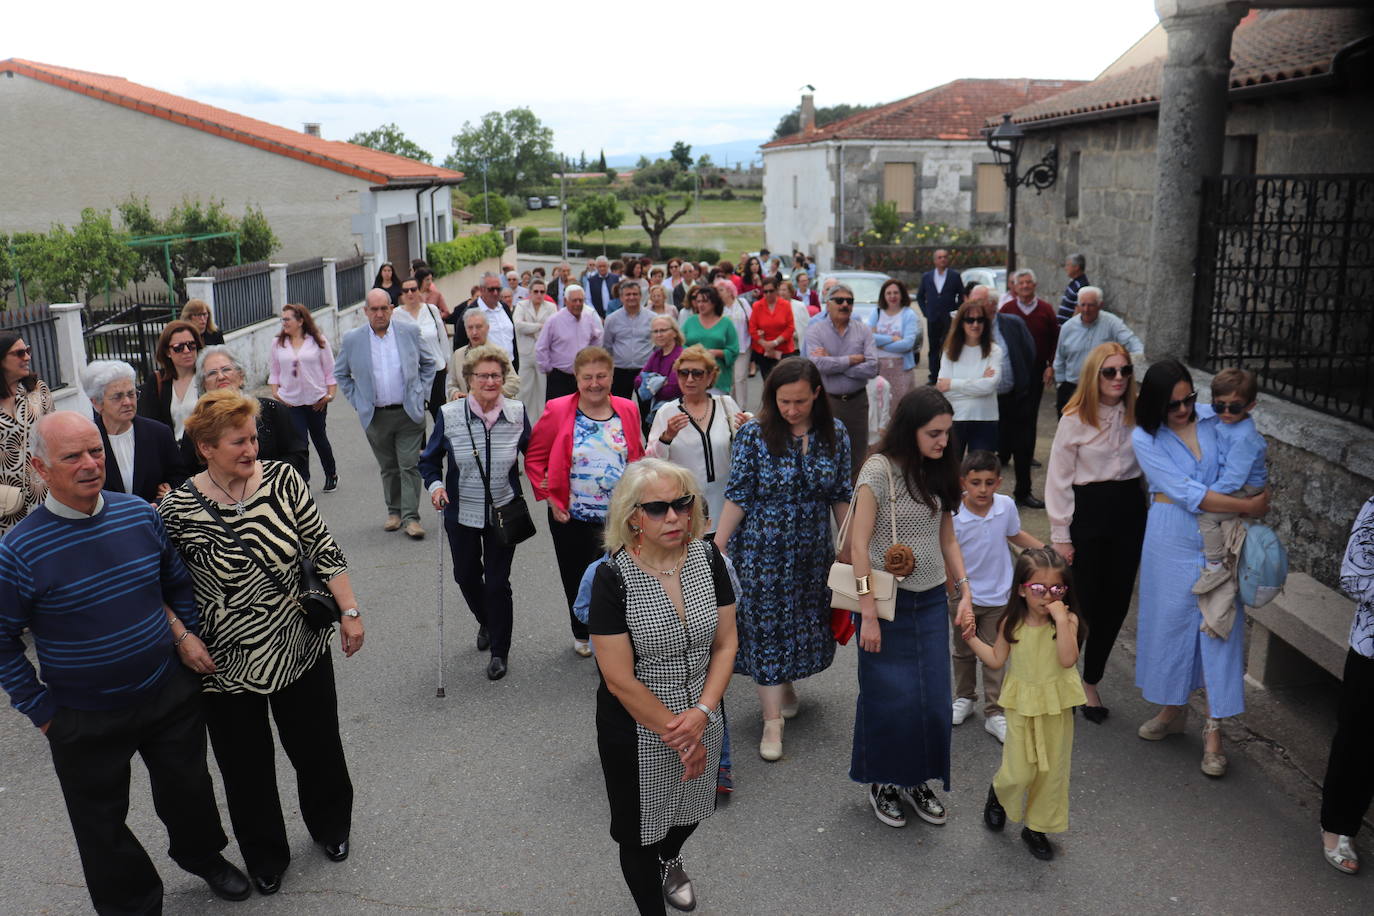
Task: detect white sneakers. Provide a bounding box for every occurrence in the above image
[573,639,592,658]
[952,698,975,726]
[985,714,1007,744]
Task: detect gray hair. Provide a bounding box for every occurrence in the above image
[196,345,244,391]
[1066,253,1086,271]
[1012,268,1037,284]
[80,360,137,402]
[828,283,854,300]
[564,283,585,299]
[596,256,609,266]
[461,343,513,382]
[1078,285,1103,304]
[464,309,489,330]
[32,411,97,464]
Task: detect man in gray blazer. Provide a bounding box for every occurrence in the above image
[336,289,437,538]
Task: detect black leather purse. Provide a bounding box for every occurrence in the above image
[190,485,341,630]
[466,410,536,547]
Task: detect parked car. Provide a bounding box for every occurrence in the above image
[816,270,893,324]
[526,196,543,210]
[959,265,1007,299]
[544,195,561,208]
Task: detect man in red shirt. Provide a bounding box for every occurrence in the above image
[997,269,1058,509]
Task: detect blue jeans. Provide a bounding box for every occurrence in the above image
[953,419,998,458]
[287,404,337,481]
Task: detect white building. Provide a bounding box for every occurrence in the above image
[761,79,1082,271]
[0,58,462,266]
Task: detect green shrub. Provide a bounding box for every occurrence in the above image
[469,193,511,228]
[869,201,901,241]
[504,194,527,218]
[426,231,504,278]
[718,188,735,201]
[518,226,541,246]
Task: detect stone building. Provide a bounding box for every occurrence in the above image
[1002,5,1373,589]
[760,79,1084,271]
[0,58,463,265]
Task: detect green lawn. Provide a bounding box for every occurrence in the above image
[513,194,763,257]
[550,225,764,258]
[511,196,761,230]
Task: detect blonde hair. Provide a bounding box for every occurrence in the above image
[1063,342,1137,429]
[603,458,707,554]
[185,389,259,455]
[462,343,514,382]
[673,343,718,385]
[573,346,613,376]
[651,314,686,348]
[180,298,219,333]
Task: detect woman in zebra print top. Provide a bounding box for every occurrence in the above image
[159,389,363,896]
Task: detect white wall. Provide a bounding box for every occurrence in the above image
[353,187,453,266]
[226,300,368,389]
[762,146,835,270]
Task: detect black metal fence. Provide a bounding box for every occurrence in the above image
[286,257,326,312]
[81,303,177,386]
[210,261,273,332]
[1192,174,1374,428]
[0,304,64,389]
[335,255,365,310]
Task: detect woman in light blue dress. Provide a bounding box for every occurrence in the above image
[1130,359,1269,778]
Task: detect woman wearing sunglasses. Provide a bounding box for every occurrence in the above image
[0,333,55,536]
[588,459,737,914]
[936,300,1002,456]
[270,304,339,491]
[1131,358,1270,778]
[138,320,203,442]
[1044,343,1146,724]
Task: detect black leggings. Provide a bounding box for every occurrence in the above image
[548,510,604,640]
[618,823,698,915]
[1322,648,1374,837]
[1070,478,1147,685]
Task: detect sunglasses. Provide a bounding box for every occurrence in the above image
[7,346,33,358]
[1025,583,1069,599]
[169,342,200,353]
[402,285,419,292]
[1212,399,1248,415]
[676,367,708,379]
[1167,392,1199,411]
[636,494,695,519]
[830,297,854,305]
[1099,364,1134,379]
[484,286,501,292]
[962,315,986,325]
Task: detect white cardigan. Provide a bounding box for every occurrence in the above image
[937,341,1004,421]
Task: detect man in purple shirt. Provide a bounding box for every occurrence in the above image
[805,283,878,480]
[536,284,603,401]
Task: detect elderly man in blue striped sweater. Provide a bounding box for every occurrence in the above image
[0,411,250,913]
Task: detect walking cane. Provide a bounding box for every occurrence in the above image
[435,509,447,699]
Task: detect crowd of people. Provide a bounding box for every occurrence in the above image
[0,243,1370,915]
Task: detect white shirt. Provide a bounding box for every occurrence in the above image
[952,494,1022,606]
[170,381,199,441]
[478,302,516,358]
[933,269,947,293]
[107,426,136,494]
[1014,297,1038,317]
[368,327,405,406]
[393,303,449,371]
[937,342,1004,421]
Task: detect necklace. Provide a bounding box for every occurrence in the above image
[207,471,252,516]
[633,545,687,576]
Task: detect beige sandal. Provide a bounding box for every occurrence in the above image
[759,717,784,761]
[1138,706,1189,741]
[1200,717,1228,777]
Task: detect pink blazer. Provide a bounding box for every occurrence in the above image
[525,393,644,512]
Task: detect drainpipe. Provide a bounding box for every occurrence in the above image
[415,187,426,260]
[428,185,443,241]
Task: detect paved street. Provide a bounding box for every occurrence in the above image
[1,384,1370,915]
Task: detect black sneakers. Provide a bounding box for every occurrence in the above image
[322,474,339,493]
[868,784,906,827]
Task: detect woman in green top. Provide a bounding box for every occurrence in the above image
[681,285,740,394]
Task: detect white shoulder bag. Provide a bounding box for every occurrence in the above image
[827,456,903,621]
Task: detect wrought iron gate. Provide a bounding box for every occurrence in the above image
[1191,174,1374,428]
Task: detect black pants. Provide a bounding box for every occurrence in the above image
[549,509,604,640]
[1055,381,1078,417]
[612,367,639,400]
[953,419,998,457]
[751,350,795,381]
[287,404,338,481]
[997,391,1036,498]
[619,823,699,915]
[202,652,352,878]
[446,514,516,659]
[46,668,228,916]
[926,318,949,384]
[547,368,577,402]
[1322,648,1374,836]
[427,369,448,422]
[1069,478,1147,685]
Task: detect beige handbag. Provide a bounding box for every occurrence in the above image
[827,456,903,621]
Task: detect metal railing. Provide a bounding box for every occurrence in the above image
[286,257,326,311]
[81,303,176,386]
[335,255,365,310]
[0,304,64,388]
[1192,174,1374,429]
[210,261,273,332]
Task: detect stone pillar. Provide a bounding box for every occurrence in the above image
[1143,0,1246,360]
[49,303,88,397]
[185,276,215,327]
[322,257,338,309]
[269,263,288,312]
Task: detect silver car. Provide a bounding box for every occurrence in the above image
[816,270,893,324]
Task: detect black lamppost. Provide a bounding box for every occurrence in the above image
[985,112,1059,273]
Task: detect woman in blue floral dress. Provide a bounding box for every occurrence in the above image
[714,358,852,762]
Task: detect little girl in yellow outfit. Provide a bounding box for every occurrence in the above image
[962,547,1085,860]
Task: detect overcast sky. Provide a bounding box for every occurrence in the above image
[7,0,1160,165]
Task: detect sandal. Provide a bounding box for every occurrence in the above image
[1200,717,1228,778]
[1322,832,1359,875]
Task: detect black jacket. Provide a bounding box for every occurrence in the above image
[994,311,1036,397]
[179,396,307,478]
[915,269,965,326]
[96,415,188,503]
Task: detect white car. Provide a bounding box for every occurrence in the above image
[959,266,1007,299]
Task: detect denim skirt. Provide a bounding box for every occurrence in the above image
[849,585,953,790]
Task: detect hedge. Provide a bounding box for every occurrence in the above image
[426,231,504,278]
[515,235,720,265]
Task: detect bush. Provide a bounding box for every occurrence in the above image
[672,173,697,193]
[469,193,511,228]
[514,235,720,265]
[718,187,735,201]
[518,226,541,247]
[504,194,527,218]
[869,201,901,241]
[426,231,504,278]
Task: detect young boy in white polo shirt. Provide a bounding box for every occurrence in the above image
[950,451,1044,743]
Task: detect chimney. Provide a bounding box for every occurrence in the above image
[800,94,816,135]
[303,123,321,138]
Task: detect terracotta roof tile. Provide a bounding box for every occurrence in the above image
[0,58,463,185]
[1004,8,1372,127]
[762,79,1087,149]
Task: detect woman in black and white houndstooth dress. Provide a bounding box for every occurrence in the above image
[588,458,738,914]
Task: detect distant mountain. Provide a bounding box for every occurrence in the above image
[604,137,768,170]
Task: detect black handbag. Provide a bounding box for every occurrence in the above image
[466,409,537,547]
[189,485,342,630]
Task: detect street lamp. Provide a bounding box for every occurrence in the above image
[985,112,1058,273]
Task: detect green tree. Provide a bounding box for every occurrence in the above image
[630,194,691,260]
[635,155,652,169]
[16,209,141,306]
[696,153,715,170]
[347,123,433,163]
[772,102,878,140]
[444,108,556,195]
[597,149,607,171]
[469,192,511,228]
[572,194,624,254]
[116,196,279,295]
[632,159,681,189]
[670,141,693,170]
